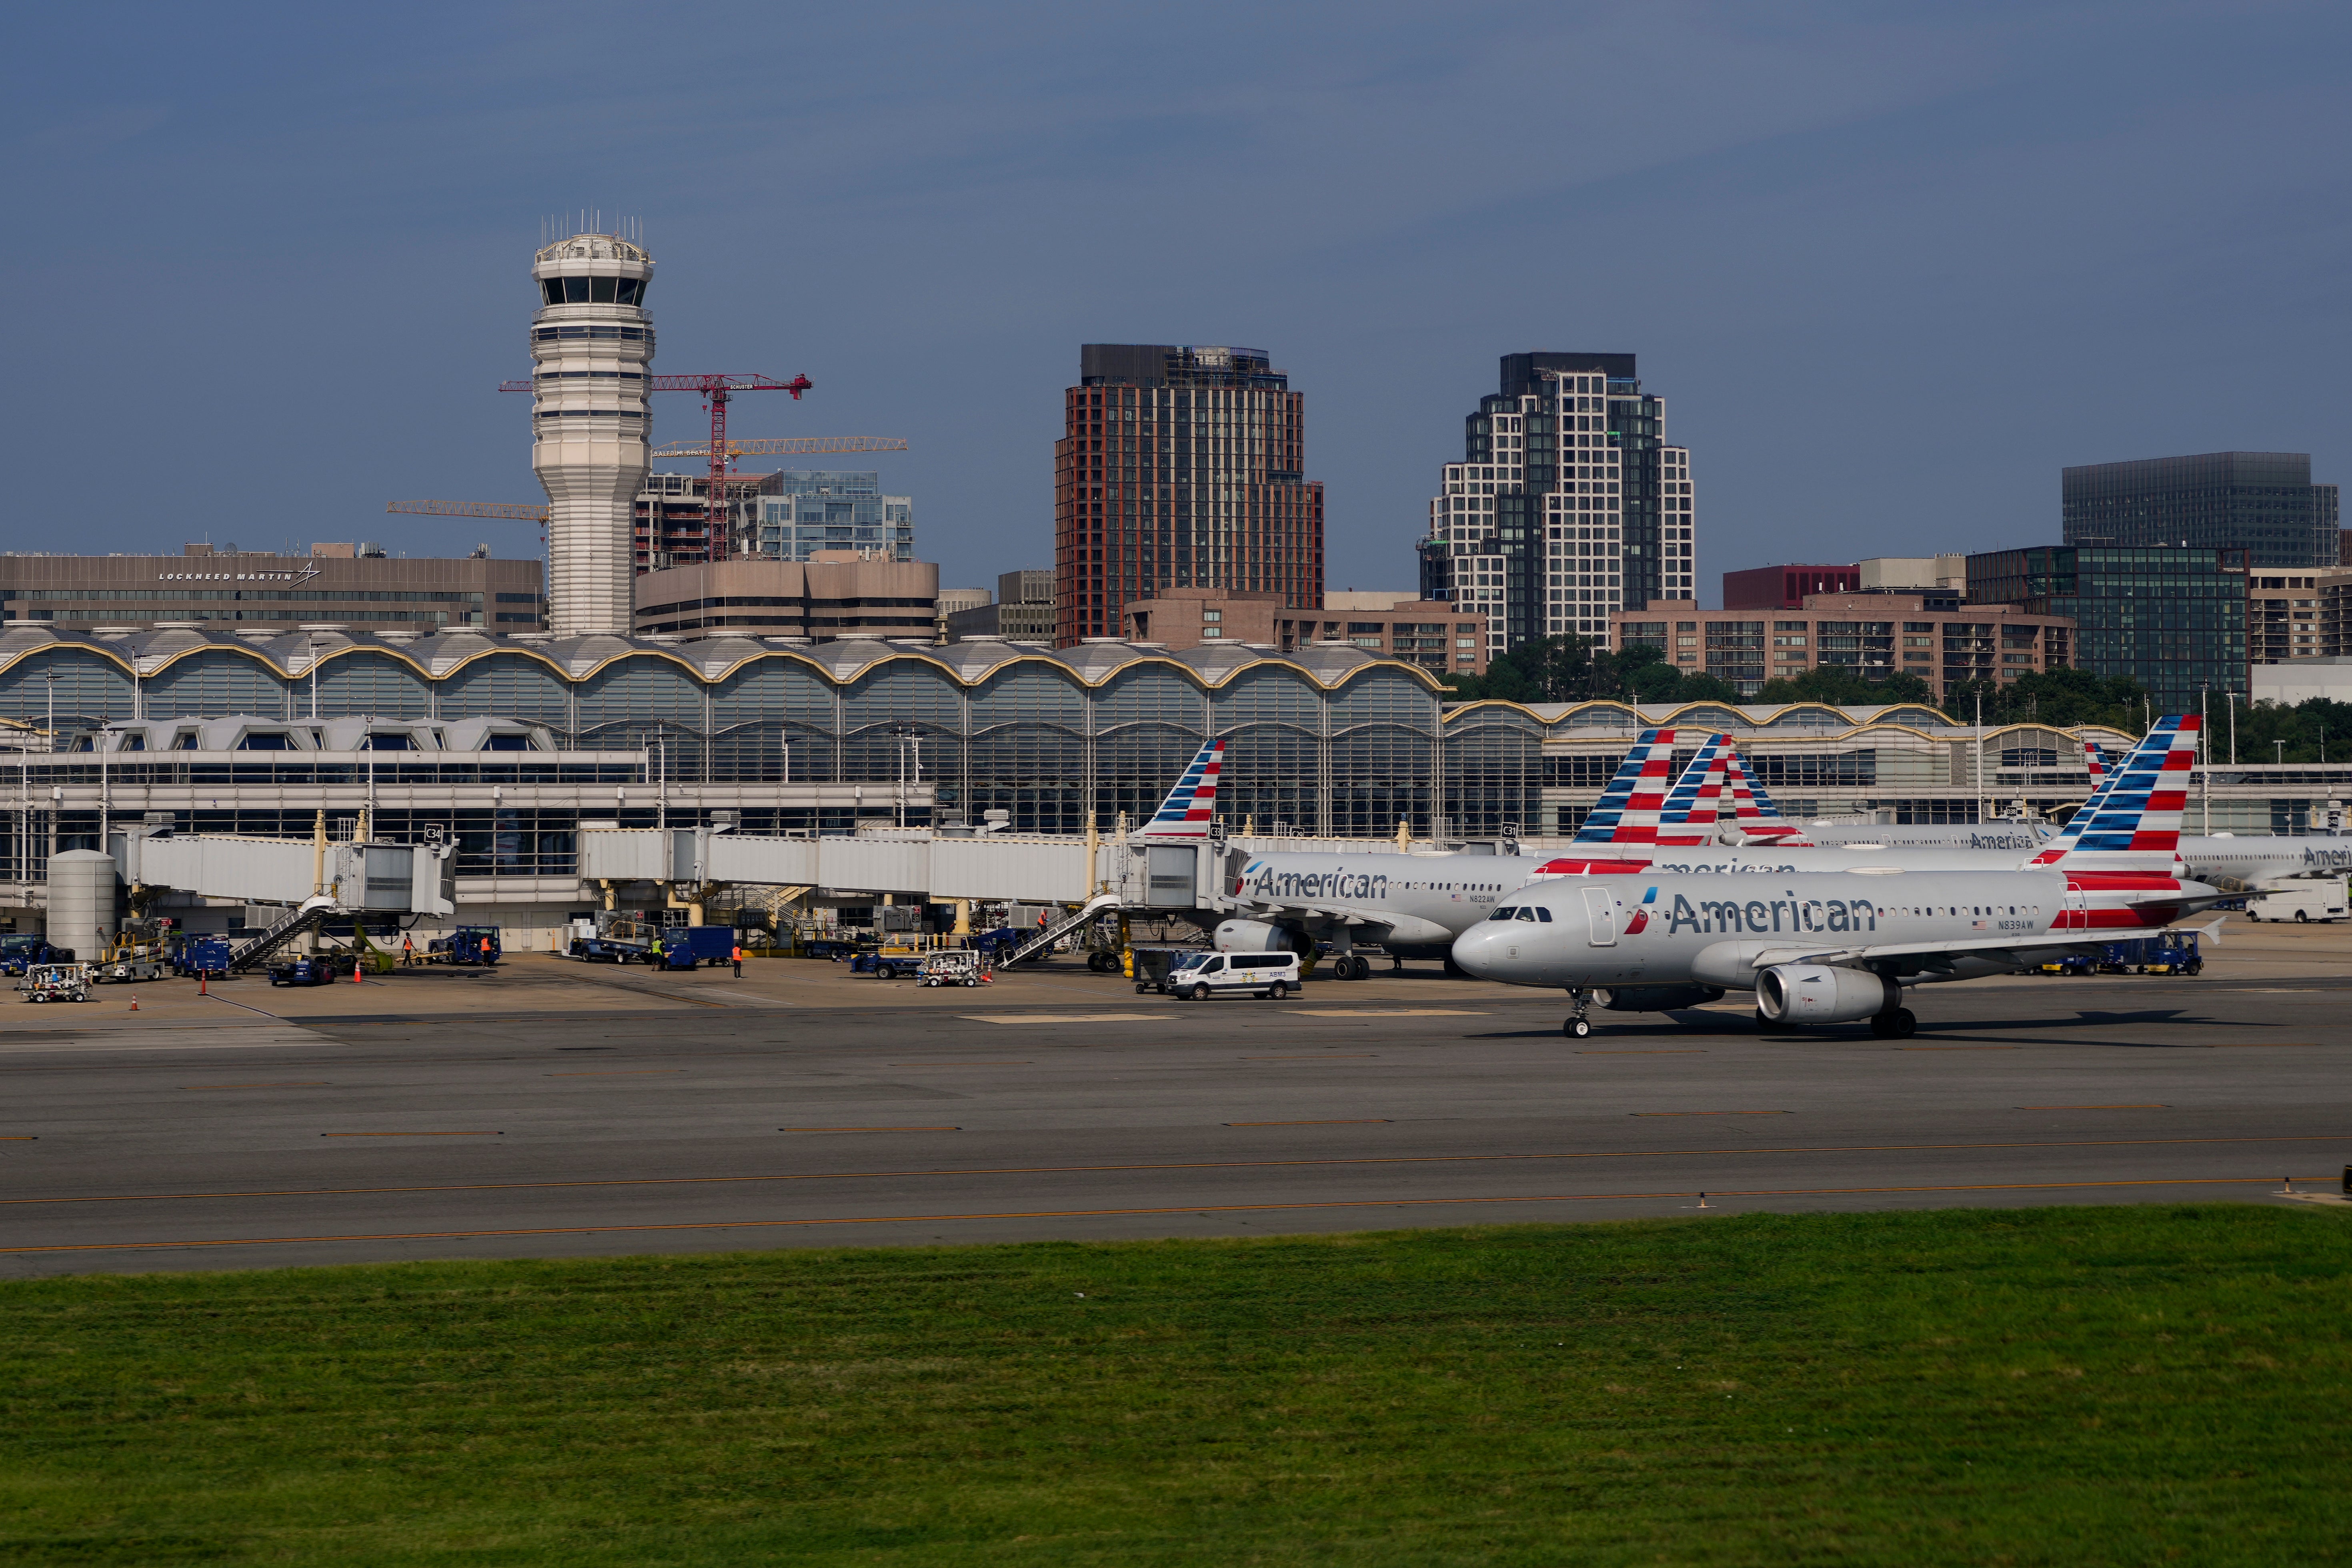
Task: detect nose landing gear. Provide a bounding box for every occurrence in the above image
[1563,987,1592,1039]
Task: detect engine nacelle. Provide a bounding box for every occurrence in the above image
[1213,919,1296,954]
[1754,964,1898,1024]
[1593,984,1724,1013]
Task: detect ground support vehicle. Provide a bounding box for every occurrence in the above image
[428,925,502,967]
[20,963,90,1003]
[170,935,232,979]
[647,927,737,970]
[268,955,340,987]
[916,949,988,987]
[1170,949,1302,1001]
[2245,879,2349,923]
[1130,946,1211,995]
[0,936,75,977]
[2104,934,2202,974]
[851,945,924,979]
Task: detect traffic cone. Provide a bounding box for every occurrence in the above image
[128,993,138,1012]
[198,972,207,996]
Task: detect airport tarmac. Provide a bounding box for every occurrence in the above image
[1,913,2348,1277]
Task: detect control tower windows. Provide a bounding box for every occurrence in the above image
[539,276,647,306]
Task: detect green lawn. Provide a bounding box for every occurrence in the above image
[2,1206,2349,1564]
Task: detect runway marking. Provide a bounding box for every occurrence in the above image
[180,1082,330,1090]
[548,1069,686,1077]
[0,1136,34,1141]
[961,1014,1173,1025]
[781,1126,960,1133]
[1294,1009,1487,1017]
[1579,1049,1707,1055]
[1225,1119,1392,1127]
[2204,1043,2322,1048]
[887,1061,1032,1067]
[14,1135,2342,1209]
[2021,1104,2170,1110]
[1243,1054,1376,1060]
[1896,1045,2018,1051]
[6,1175,2325,1256]
[1631,1111,1790,1117]
[205,994,282,1019]
[320,1131,503,1138]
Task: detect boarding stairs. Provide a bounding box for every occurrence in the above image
[225,894,341,973]
[999,891,1124,968]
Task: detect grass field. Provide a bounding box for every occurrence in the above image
[2,1205,2348,1564]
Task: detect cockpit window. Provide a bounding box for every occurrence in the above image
[1516,908,1538,922]
[1488,907,1518,921]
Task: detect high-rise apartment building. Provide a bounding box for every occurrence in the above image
[1417,352,1693,655]
[1055,344,1323,645]
[741,471,914,561]
[2063,451,2339,569]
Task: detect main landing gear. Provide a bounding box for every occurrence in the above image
[1868,1007,1917,1039]
[1563,988,1593,1039]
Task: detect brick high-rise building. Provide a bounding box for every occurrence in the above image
[1055,344,1323,644]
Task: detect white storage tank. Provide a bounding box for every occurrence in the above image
[46,849,116,963]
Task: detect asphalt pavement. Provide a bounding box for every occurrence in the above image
[2,926,2349,1276]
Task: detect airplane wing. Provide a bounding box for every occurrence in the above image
[1749,914,2222,971]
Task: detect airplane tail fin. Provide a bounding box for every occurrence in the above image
[1655,734,1731,846]
[1720,747,1812,845]
[2086,739,2109,787]
[1139,737,1225,839]
[2032,717,2199,871]
[1570,728,1685,844]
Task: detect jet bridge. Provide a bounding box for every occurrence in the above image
[108,829,456,916]
[576,827,1239,911]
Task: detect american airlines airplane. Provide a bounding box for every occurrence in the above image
[1214,725,2165,974]
[1720,734,2352,891]
[1451,719,2226,1039]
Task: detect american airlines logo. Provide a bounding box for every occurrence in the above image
[155,569,322,583]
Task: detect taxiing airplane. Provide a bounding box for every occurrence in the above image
[1451,717,2227,1039]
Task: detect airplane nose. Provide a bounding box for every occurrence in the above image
[1450,923,1501,978]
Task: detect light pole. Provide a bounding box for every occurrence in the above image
[2276,739,2287,767]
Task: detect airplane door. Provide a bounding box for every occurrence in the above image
[1581,887,1617,946]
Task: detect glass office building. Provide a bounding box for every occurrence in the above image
[1968,545,2248,709]
[751,472,914,561]
[2062,452,2339,569]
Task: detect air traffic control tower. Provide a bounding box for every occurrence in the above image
[530,233,655,637]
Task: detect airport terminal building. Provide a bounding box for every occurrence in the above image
[0,622,2333,942]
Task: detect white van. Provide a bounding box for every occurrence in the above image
[2245,878,2349,923]
[1169,950,1301,1000]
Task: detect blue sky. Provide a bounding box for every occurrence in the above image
[6,2,2347,607]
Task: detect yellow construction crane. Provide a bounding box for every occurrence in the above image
[385,437,908,524]
[386,499,546,521]
[651,435,909,459]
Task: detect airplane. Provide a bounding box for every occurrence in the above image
[1451,717,2227,1040]
[1137,736,1225,840]
[1212,728,1718,977]
[1720,731,2352,891]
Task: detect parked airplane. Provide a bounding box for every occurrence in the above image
[1721,731,2352,890]
[1452,717,2226,1039]
[1212,728,1713,975]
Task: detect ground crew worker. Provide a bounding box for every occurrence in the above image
[480,935,494,965]
[731,941,743,978]
[400,933,415,967]
[649,933,664,968]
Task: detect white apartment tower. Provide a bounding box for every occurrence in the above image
[530,233,655,637]
[1418,352,1695,653]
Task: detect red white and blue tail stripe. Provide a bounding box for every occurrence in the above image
[1721,749,1812,845]
[1139,737,1224,839]
[2031,716,2198,871]
[1570,729,1684,845]
[2085,739,2109,788]
[1653,734,1731,847]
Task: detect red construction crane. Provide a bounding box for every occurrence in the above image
[500,371,812,560]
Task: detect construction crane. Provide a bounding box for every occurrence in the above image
[653,435,908,459]
[499,371,812,560]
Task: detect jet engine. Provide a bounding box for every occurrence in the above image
[1754,964,1898,1024]
[1593,985,1724,1013]
[1213,918,1304,955]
